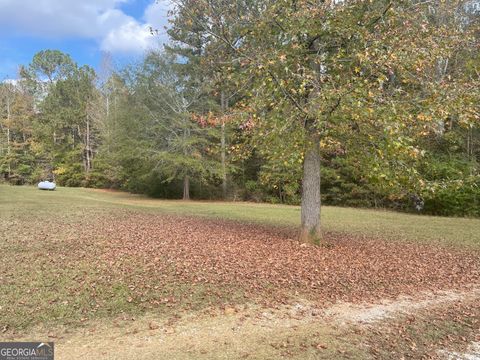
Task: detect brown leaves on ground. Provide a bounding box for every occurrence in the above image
[2,210,479,331]
[79,212,480,306]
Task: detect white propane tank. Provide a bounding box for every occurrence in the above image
[38,181,56,190]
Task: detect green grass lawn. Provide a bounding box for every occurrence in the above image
[1,184,479,247]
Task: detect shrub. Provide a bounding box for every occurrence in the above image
[422,177,480,217]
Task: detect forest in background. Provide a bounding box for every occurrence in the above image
[0,0,479,217]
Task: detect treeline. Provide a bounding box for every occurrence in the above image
[0,0,479,217]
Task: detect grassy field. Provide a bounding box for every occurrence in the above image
[1,185,479,359]
[2,185,480,247]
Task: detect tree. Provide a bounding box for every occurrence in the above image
[22,49,75,84]
[169,0,477,243]
[0,80,35,183]
[136,52,221,200]
[20,50,100,184]
[0,81,15,178]
[167,0,255,199]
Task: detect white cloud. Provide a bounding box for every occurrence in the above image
[144,0,173,29]
[101,20,154,54]
[0,0,170,54]
[2,79,19,86]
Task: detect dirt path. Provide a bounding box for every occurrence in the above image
[17,288,477,360]
[325,288,480,325]
[440,342,480,360]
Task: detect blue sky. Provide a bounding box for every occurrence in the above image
[0,0,171,79]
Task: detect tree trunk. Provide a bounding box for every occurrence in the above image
[300,33,324,244]
[220,91,227,199]
[6,94,11,177]
[299,136,321,244]
[6,127,11,177]
[106,95,110,118]
[22,132,27,155]
[85,116,91,172]
[221,120,227,199]
[183,175,190,200]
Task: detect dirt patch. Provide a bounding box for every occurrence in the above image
[362,295,480,359]
[439,342,480,360]
[325,288,480,325]
[9,288,478,360]
[13,302,360,360]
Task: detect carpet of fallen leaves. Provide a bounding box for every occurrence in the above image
[66,211,480,305]
[2,209,480,331]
